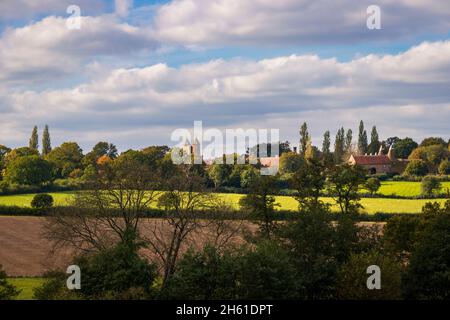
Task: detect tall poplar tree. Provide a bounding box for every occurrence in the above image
[42,125,52,155]
[29,126,38,151]
[334,127,345,164]
[368,126,381,154]
[358,120,368,155]
[299,122,309,155]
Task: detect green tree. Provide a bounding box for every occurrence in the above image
[279,210,338,299]
[334,127,345,164]
[289,159,326,211]
[419,137,447,147]
[402,207,450,299]
[207,163,231,189]
[83,141,118,167]
[74,232,157,299]
[163,245,239,299]
[239,175,279,239]
[365,177,381,195]
[31,193,54,209]
[29,126,38,151]
[438,159,450,175]
[279,151,304,174]
[368,126,380,154]
[0,265,20,300]
[299,122,309,155]
[5,155,53,185]
[45,142,83,178]
[42,125,52,155]
[421,176,442,196]
[409,144,449,173]
[237,241,298,299]
[327,164,366,215]
[393,137,417,159]
[240,166,259,188]
[404,159,428,176]
[357,120,368,155]
[322,130,333,165]
[345,129,353,154]
[336,251,403,300]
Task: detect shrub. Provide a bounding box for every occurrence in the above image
[365,178,381,195]
[421,176,441,197]
[31,193,54,209]
[336,251,403,300]
[0,264,20,300]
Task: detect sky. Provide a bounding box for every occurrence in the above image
[0,0,450,153]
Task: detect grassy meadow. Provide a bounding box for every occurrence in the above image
[0,181,448,214]
[7,278,45,300]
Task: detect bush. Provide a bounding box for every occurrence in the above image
[0,264,20,300]
[336,251,403,300]
[365,178,381,195]
[421,176,441,196]
[74,234,157,299]
[33,271,80,300]
[31,193,54,209]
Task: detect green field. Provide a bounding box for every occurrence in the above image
[0,188,448,214]
[373,181,450,197]
[7,278,45,300]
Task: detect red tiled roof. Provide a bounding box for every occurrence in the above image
[351,155,391,165]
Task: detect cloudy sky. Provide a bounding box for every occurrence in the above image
[1,0,449,152]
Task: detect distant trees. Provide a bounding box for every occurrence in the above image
[404,159,428,176]
[439,159,450,175]
[322,130,332,165]
[419,137,447,147]
[368,126,380,154]
[334,127,345,164]
[29,126,38,151]
[279,152,304,174]
[408,144,449,174]
[392,137,417,159]
[45,142,83,178]
[299,122,309,155]
[42,125,52,156]
[357,120,368,155]
[344,129,353,155]
[5,155,53,185]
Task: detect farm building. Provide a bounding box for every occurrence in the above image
[348,145,409,175]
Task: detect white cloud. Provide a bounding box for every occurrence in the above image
[0,15,157,86]
[153,0,450,46]
[1,40,449,150]
[115,0,133,18]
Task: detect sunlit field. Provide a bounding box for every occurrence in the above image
[7,278,45,300]
[0,187,447,214]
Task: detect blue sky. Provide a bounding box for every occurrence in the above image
[0,0,449,152]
